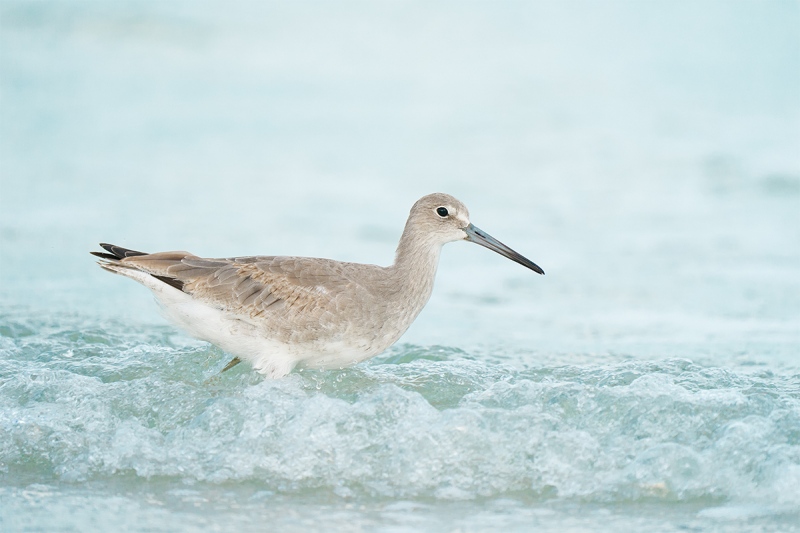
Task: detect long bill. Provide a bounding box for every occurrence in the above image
[464,224,545,275]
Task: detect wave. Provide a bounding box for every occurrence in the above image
[2,317,798,510]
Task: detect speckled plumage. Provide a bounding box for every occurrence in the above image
[93,193,543,378]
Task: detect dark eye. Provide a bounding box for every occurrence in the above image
[436,207,449,217]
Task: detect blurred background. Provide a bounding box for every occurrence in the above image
[2,3,800,531]
[1,0,799,364]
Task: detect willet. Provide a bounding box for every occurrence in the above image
[92,193,544,378]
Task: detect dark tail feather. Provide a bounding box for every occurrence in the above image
[90,243,148,261]
[153,275,185,291]
[90,251,120,260]
[92,243,186,292]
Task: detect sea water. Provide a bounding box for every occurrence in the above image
[1,1,799,531]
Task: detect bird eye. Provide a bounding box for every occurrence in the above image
[436,207,449,217]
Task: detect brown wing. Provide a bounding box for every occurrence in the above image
[119,253,363,319]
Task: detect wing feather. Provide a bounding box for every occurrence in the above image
[120,253,364,318]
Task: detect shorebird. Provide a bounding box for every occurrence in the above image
[92,193,543,378]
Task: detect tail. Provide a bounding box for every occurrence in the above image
[90,243,148,261]
[91,243,185,291]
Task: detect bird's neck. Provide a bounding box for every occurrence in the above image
[389,223,443,309]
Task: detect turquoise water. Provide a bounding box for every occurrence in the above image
[1,1,799,531]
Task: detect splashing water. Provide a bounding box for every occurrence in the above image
[2,314,799,531]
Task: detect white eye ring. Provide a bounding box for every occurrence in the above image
[436,207,449,217]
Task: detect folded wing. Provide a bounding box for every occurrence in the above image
[104,249,358,320]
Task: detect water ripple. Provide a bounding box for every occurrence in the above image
[1,318,799,511]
